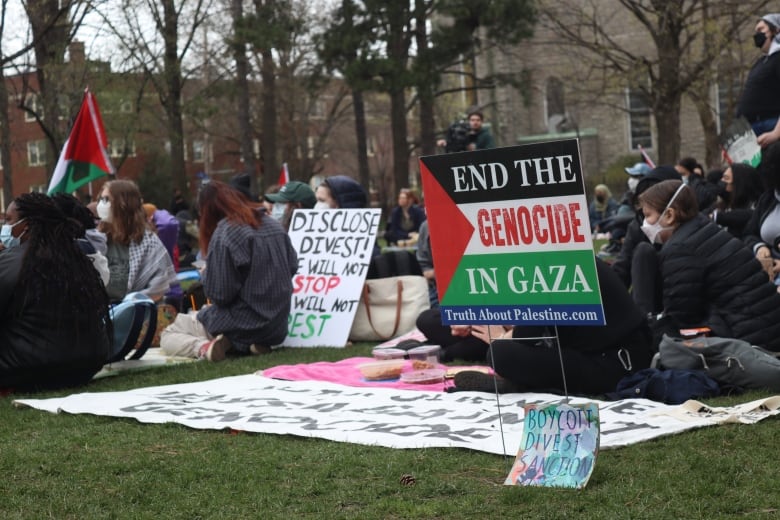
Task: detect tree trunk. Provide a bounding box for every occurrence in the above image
[688,90,722,168]
[260,46,277,190]
[653,12,682,165]
[26,0,71,178]
[415,0,436,161]
[352,88,371,191]
[0,73,12,201]
[390,87,408,199]
[161,0,187,195]
[231,0,257,194]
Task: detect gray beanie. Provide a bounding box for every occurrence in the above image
[761,13,780,31]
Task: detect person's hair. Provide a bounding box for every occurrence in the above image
[399,188,419,205]
[467,109,484,120]
[758,141,780,191]
[51,192,96,236]
[727,163,763,210]
[639,179,698,224]
[13,192,111,345]
[677,157,700,176]
[198,181,262,255]
[99,180,149,245]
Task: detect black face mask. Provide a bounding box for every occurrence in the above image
[596,195,606,203]
[754,31,768,48]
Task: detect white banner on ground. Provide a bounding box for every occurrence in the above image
[284,208,382,347]
[14,376,780,455]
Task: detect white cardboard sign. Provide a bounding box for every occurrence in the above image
[283,208,381,347]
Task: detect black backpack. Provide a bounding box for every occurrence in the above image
[445,119,471,153]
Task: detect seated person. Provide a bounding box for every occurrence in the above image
[611,165,681,315]
[264,181,317,232]
[315,175,367,209]
[97,180,177,302]
[588,184,618,233]
[384,188,426,246]
[160,181,298,361]
[1,193,111,390]
[449,258,654,395]
[639,179,780,351]
[416,220,438,308]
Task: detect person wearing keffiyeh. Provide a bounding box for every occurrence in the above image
[97,180,176,302]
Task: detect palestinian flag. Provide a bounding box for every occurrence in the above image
[419,140,604,326]
[47,89,114,195]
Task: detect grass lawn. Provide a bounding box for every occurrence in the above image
[1,343,778,519]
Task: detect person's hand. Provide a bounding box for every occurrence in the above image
[436,139,447,148]
[470,325,511,344]
[756,246,771,260]
[757,129,780,148]
[423,269,435,280]
[450,325,471,337]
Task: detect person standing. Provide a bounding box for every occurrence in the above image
[737,13,780,147]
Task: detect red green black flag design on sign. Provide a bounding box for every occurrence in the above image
[419,139,605,326]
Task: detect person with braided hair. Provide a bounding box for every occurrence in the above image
[0,193,112,390]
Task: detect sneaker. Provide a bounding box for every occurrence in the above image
[249,344,271,356]
[453,370,519,394]
[199,334,231,362]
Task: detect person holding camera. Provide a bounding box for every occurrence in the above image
[436,108,496,152]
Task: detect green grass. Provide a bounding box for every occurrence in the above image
[1,344,778,519]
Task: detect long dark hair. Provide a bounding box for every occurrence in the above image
[14,192,111,345]
[727,164,763,210]
[198,181,262,255]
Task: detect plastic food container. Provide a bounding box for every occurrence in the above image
[372,347,407,360]
[357,360,405,381]
[400,368,446,385]
[407,345,441,368]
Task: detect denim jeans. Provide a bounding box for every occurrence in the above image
[751,117,779,136]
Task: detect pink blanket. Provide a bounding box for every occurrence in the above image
[261,357,454,392]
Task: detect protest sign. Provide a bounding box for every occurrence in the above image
[505,402,599,488]
[419,140,604,325]
[283,208,381,347]
[720,117,762,167]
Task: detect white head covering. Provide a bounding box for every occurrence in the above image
[761,13,780,55]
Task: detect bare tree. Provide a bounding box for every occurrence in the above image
[102,0,212,194]
[541,0,773,165]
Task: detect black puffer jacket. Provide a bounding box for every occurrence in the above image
[0,245,110,390]
[659,213,780,350]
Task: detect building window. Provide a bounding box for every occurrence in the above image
[366,136,376,157]
[545,77,567,132]
[193,140,206,162]
[108,139,136,158]
[627,88,652,150]
[29,184,47,193]
[23,93,43,122]
[27,140,47,166]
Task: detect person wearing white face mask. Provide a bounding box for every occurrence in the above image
[263,181,317,232]
[97,180,176,303]
[637,180,780,351]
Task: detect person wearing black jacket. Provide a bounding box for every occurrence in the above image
[743,141,780,284]
[640,180,780,351]
[1,193,111,391]
[611,166,681,315]
[464,257,654,395]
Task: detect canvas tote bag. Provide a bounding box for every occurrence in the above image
[349,275,430,341]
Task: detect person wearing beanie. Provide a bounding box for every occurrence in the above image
[737,13,780,147]
[264,181,317,232]
[315,175,368,209]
